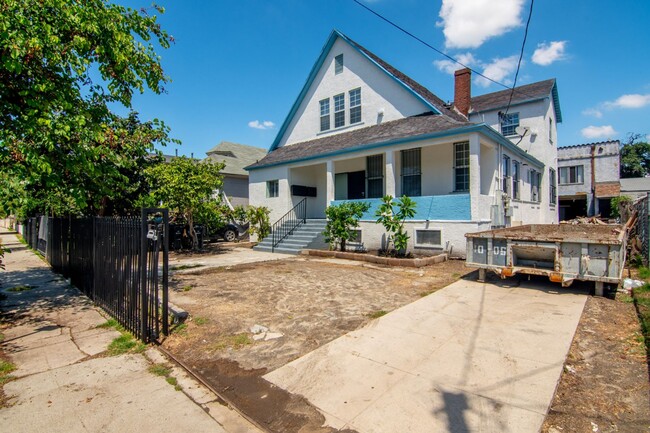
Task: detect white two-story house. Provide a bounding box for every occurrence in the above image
[247,30,561,256]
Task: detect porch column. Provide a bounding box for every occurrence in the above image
[469,133,481,221]
[326,160,335,206]
[385,151,396,197]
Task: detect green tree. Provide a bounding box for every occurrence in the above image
[247,206,271,241]
[323,202,371,252]
[375,195,417,256]
[620,133,650,178]
[145,157,224,249]
[0,0,173,215]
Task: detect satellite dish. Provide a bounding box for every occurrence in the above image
[515,125,528,136]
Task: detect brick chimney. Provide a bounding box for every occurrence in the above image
[454,68,471,117]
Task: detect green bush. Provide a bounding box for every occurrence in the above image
[323,202,371,252]
[376,195,417,256]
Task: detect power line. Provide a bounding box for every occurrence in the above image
[504,0,535,116]
[350,0,510,90]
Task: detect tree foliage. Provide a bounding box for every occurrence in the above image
[324,201,370,252]
[246,206,271,241]
[375,195,417,256]
[620,133,650,178]
[145,157,224,248]
[0,0,174,216]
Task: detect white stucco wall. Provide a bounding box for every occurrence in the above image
[354,220,492,258]
[469,97,558,224]
[277,38,431,147]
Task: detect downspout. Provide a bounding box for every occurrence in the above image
[591,144,596,216]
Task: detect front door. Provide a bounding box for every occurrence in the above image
[347,170,366,200]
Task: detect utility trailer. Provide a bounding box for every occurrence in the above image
[465,224,629,296]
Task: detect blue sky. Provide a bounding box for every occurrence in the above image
[116,0,650,157]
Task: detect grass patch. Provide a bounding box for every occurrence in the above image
[171,323,188,336]
[7,285,35,292]
[148,364,172,377]
[181,285,193,292]
[419,289,435,297]
[366,310,388,319]
[211,333,253,351]
[171,264,204,271]
[96,318,122,330]
[638,267,650,280]
[193,316,208,326]
[0,360,16,376]
[107,334,146,356]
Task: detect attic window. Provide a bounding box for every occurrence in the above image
[335,54,343,74]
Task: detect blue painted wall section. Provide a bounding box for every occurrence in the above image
[330,194,471,221]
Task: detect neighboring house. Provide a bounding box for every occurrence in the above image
[620,177,650,200]
[247,30,561,256]
[557,141,620,220]
[205,141,267,206]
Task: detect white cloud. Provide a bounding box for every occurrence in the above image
[604,94,650,109]
[581,125,617,139]
[433,52,478,74]
[248,120,275,130]
[532,41,567,66]
[582,108,603,118]
[474,55,519,88]
[438,0,525,49]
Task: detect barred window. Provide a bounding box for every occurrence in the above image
[401,148,421,197]
[366,154,383,198]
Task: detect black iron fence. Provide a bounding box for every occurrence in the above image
[271,198,307,252]
[19,210,169,343]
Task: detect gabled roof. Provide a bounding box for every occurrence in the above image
[470,79,562,122]
[269,30,465,152]
[205,141,267,176]
[247,112,543,171]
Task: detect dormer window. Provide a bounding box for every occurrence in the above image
[320,98,330,132]
[335,54,343,74]
[500,112,519,136]
[334,93,345,128]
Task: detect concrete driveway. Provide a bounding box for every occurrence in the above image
[265,277,588,433]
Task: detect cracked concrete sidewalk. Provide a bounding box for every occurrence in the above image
[0,227,261,433]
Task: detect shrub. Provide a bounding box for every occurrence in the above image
[375,195,417,256]
[323,202,371,252]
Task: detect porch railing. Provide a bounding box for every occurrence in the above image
[271,198,307,252]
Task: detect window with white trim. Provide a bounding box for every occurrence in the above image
[266,180,279,198]
[559,165,584,185]
[530,170,541,203]
[335,54,343,74]
[500,112,519,136]
[549,167,557,205]
[349,88,361,124]
[334,93,345,128]
[319,99,330,132]
[401,148,421,197]
[512,160,520,200]
[415,229,442,247]
[502,155,510,194]
[454,141,470,192]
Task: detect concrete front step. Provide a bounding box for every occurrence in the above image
[253,219,328,254]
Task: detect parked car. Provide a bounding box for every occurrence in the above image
[209,221,249,243]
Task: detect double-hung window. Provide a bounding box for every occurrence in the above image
[334,93,345,128]
[266,180,279,198]
[500,112,519,136]
[401,148,421,197]
[454,141,470,192]
[366,154,383,198]
[349,88,361,124]
[502,155,510,194]
[559,165,584,184]
[549,168,557,204]
[530,170,541,202]
[319,99,330,132]
[512,161,520,199]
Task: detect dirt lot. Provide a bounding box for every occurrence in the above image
[542,294,650,433]
[162,256,473,432]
